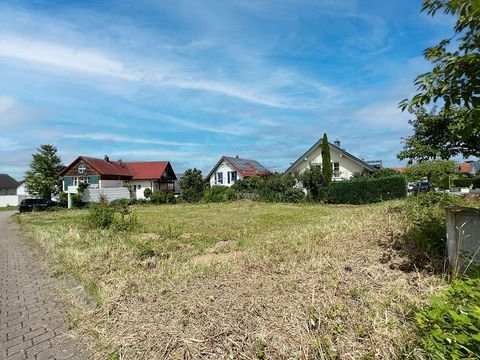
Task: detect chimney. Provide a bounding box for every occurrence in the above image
[118,159,123,166]
[236,155,239,158]
[334,139,341,147]
[104,155,110,162]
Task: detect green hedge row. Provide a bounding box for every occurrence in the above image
[326,175,407,204]
[452,177,480,188]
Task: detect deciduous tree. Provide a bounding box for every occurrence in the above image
[399,0,480,160]
[180,168,205,202]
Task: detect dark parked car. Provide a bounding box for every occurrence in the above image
[414,181,430,193]
[18,198,55,213]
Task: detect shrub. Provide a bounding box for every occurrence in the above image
[452,178,473,188]
[473,177,480,189]
[297,166,325,201]
[203,186,235,203]
[416,277,480,359]
[86,203,115,229]
[109,198,130,207]
[399,192,461,271]
[71,193,87,208]
[150,192,167,204]
[326,175,407,204]
[180,168,205,202]
[143,188,152,199]
[85,201,137,230]
[233,174,305,203]
[166,192,176,204]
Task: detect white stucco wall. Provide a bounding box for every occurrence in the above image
[131,180,153,199]
[0,195,22,207]
[209,162,244,187]
[99,180,124,188]
[291,145,366,180]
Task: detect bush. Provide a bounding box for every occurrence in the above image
[400,192,461,271]
[416,277,480,359]
[326,175,407,204]
[86,203,115,229]
[71,193,87,208]
[203,186,236,203]
[473,177,480,189]
[143,188,152,199]
[180,168,205,202]
[85,201,137,230]
[297,166,325,201]
[452,178,473,188]
[233,174,305,203]
[166,192,176,204]
[150,191,167,204]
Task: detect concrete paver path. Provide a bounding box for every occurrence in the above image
[0,211,90,359]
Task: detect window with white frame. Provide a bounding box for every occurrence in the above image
[216,172,223,184]
[228,171,237,184]
[72,176,90,186]
[333,162,340,177]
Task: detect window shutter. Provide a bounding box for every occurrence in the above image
[228,172,230,184]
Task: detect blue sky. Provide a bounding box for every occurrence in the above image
[0,0,455,180]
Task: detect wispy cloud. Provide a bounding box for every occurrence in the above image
[63,133,197,147]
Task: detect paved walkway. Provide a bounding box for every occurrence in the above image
[0,211,91,360]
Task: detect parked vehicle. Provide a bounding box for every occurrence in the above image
[414,181,430,192]
[18,198,55,213]
[407,182,415,192]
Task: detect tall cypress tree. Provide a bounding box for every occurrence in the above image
[321,133,332,186]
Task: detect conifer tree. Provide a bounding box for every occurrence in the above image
[321,133,332,186]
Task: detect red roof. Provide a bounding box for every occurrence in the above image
[458,163,472,173]
[392,167,405,174]
[81,157,131,176]
[60,156,174,180]
[126,161,169,180]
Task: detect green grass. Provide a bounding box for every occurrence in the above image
[0,205,16,211]
[17,200,442,359]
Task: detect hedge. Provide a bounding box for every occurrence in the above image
[452,177,480,188]
[326,175,407,204]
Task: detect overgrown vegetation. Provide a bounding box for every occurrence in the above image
[233,173,305,203]
[326,175,407,204]
[415,277,480,359]
[17,200,441,359]
[85,200,137,230]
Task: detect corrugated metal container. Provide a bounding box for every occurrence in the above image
[446,207,480,272]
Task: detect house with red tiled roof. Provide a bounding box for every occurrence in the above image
[206,156,272,187]
[458,161,480,176]
[59,156,177,199]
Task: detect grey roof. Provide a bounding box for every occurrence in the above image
[0,174,19,189]
[205,156,272,180]
[284,139,376,174]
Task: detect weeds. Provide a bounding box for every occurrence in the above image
[17,200,441,359]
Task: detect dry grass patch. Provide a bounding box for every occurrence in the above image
[17,201,442,359]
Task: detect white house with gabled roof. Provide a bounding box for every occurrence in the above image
[284,138,376,180]
[206,156,272,187]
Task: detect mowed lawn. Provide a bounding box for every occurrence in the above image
[17,201,441,359]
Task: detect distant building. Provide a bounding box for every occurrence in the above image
[0,174,19,195]
[284,138,376,180]
[59,156,177,199]
[458,161,480,177]
[206,156,272,187]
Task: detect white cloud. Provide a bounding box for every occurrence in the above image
[0,95,50,129]
[63,133,198,147]
[353,100,411,131]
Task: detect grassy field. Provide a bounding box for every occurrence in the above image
[17,201,443,359]
[0,205,17,211]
